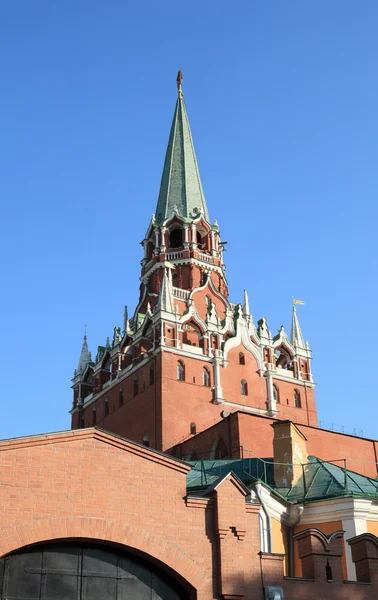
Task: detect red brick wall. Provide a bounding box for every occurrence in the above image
[173,411,378,479]
[221,346,267,411]
[0,429,376,599]
[0,430,213,599]
[271,379,318,426]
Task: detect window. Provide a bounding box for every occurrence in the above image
[202,368,210,387]
[119,388,124,407]
[150,366,155,385]
[133,377,139,396]
[169,228,183,248]
[143,434,150,447]
[196,231,202,245]
[79,413,85,429]
[273,384,280,404]
[190,422,197,435]
[241,379,248,396]
[177,361,185,381]
[294,389,301,408]
[239,352,245,365]
[104,398,109,417]
[92,408,97,426]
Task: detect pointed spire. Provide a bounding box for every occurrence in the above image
[105,336,111,349]
[290,306,305,349]
[77,328,91,374]
[123,305,129,335]
[157,268,174,313]
[155,71,209,225]
[243,289,251,318]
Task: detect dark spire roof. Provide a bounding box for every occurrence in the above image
[155,72,209,225]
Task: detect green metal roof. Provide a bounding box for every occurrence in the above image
[185,455,378,504]
[155,91,209,225]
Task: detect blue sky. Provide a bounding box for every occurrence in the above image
[1,1,377,442]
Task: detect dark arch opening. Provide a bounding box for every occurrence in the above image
[169,228,183,249]
[0,541,192,600]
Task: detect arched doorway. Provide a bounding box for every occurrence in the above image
[0,541,190,599]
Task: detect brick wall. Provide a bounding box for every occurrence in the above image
[0,428,377,599]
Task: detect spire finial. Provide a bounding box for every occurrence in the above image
[176,69,183,95]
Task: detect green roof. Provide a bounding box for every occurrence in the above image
[155,91,209,225]
[186,456,378,504]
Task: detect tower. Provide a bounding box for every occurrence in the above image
[71,73,318,453]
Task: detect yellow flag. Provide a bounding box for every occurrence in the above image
[293,298,305,305]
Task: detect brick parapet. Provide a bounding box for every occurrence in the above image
[348,533,378,583]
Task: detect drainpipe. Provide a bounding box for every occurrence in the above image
[253,484,272,553]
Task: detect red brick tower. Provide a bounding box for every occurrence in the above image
[71,73,318,452]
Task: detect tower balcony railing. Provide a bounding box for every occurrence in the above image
[199,253,214,264]
[166,250,184,260]
[172,287,190,300]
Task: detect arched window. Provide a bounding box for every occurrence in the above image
[202,367,210,387]
[150,365,155,385]
[241,379,248,396]
[169,228,183,249]
[143,434,150,447]
[190,422,197,435]
[79,412,85,429]
[177,361,185,381]
[133,377,139,396]
[146,241,154,259]
[196,231,202,246]
[239,352,245,365]
[294,389,301,408]
[273,384,280,404]
[92,408,97,426]
[104,398,109,417]
[119,388,124,407]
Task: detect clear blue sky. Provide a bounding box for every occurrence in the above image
[1,1,377,442]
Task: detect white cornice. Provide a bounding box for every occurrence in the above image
[219,399,268,416]
[141,257,226,284]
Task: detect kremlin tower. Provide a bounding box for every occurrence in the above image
[70,71,317,455]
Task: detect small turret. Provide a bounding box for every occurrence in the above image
[290,305,306,350]
[76,330,91,375]
[157,267,174,313]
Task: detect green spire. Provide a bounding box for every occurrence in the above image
[155,71,209,225]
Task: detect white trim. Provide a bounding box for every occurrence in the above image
[223,313,264,372]
[218,399,268,416]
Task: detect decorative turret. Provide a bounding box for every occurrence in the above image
[76,331,92,375]
[290,305,306,350]
[155,70,209,225]
[157,267,175,313]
